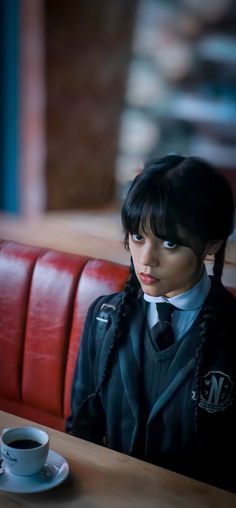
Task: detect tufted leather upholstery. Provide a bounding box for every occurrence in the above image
[0,241,129,430]
[0,240,235,432]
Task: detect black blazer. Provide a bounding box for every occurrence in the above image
[67,282,236,492]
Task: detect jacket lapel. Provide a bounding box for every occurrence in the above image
[147,357,196,425]
[118,297,145,449]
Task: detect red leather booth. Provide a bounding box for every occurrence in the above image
[0,240,235,433]
[0,241,129,431]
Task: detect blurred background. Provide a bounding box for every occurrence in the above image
[0,0,236,268]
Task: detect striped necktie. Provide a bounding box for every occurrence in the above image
[151,302,176,350]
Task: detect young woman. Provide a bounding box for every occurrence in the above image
[66,155,236,492]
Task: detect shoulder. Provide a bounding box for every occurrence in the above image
[85,289,144,343]
[85,293,124,360]
[207,280,236,309]
[79,292,124,354]
[206,281,236,336]
[215,284,236,312]
[91,288,144,317]
[90,291,124,316]
[84,292,125,334]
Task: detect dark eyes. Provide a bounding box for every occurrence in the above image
[131,234,144,242]
[161,240,178,250]
[131,234,178,250]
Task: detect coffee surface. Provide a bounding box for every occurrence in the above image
[7,439,41,449]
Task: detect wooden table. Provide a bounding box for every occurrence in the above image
[0,411,235,507]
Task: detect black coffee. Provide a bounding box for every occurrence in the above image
[7,439,41,449]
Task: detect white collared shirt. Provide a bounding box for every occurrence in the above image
[143,268,211,340]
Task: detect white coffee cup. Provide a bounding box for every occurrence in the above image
[0,426,49,476]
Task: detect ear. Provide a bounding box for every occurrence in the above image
[206,240,223,256]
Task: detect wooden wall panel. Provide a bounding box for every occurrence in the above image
[45,0,137,209]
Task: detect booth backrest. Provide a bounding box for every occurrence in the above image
[0,240,235,432]
[0,241,129,431]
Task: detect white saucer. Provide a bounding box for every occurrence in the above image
[0,449,69,494]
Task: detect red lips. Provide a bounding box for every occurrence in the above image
[139,273,160,285]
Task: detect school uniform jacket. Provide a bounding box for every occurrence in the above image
[66,282,236,492]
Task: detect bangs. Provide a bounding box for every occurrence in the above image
[121,183,191,249]
[121,154,234,260]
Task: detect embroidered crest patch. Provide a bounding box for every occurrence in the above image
[199,370,234,413]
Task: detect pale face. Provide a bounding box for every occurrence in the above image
[128,229,205,298]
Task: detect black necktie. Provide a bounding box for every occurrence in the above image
[151,302,175,350]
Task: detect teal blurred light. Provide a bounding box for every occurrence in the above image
[0,0,20,213]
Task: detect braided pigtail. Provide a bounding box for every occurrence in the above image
[95,258,139,395]
[193,303,216,447]
[193,242,226,445]
[73,260,140,432]
[212,241,226,287]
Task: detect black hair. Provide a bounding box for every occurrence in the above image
[121,154,234,271]
[80,155,235,447]
[120,155,235,445]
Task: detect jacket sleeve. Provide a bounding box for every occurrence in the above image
[65,297,106,445]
